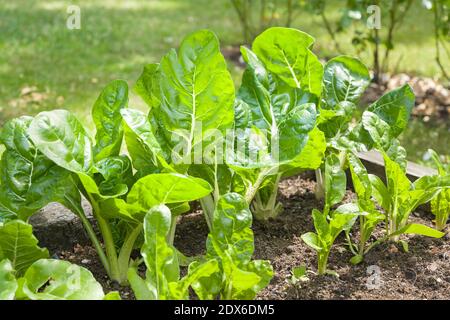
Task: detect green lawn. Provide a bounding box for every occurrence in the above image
[0,0,448,161]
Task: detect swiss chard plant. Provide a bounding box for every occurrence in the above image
[127,205,219,300]
[194,193,273,299]
[124,28,327,223]
[0,220,119,300]
[315,55,415,201]
[427,149,450,231]
[0,80,213,285]
[346,150,448,264]
[371,153,449,241]
[301,154,358,275]
[122,30,237,228]
[229,27,326,220]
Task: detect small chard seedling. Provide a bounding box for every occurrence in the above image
[427,149,450,231]
[370,152,448,244]
[301,154,358,275]
[193,193,273,299]
[127,205,219,300]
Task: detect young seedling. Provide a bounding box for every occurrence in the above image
[302,154,358,275]
[372,153,448,241]
[427,149,450,231]
[194,193,273,299]
[127,205,219,300]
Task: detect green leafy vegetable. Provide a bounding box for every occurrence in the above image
[128,205,219,300]
[0,220,49,275]
[201,193,273,299]
[428,149,450,231]
[0,259,17,300]
[92,80,128,162]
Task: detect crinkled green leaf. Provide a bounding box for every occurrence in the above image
[134,63,161,108]
[22,259,105,300]
[323,55,370,106]
[0,259,17,300]
[92,80,128,161]
[206,193,273,299]
[131,205,176,300]
[0,220,49,275]
[121,108,171,172]
[252,27,323,96]
[0,116,82,221]
[367,84,415,137]
[169,259,219,300]
[324,154,346,210]
[155,29,235,163]
[361,111,392,150]
[94,155,134,197]
[28,110,93,173]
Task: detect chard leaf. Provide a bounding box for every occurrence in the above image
[369,174,390,212]
[301,232,322,251]
[347,152,373,210]
[252,27,323,96]
[21,259,105,300]
[0,116,82,221]
[323,55,370,106]
[392,223,445,238]
[329,209,359,237]
[311,209,330,242]
[0,259,17,300]
[169,259,219,300]
[28,110,93,173]
[134,63,160,108]
[127,173,212,214]
[92,80,128,161]
[206,193,273,299]
[367,84,415,137]
[0,220,49,275]
[324,154,347,210]
[94,155,134,197]
[78,172,128,199]
[155,29,235,163]
[121,108,171,173]
[137,205,177,300]
[361,111,392,150]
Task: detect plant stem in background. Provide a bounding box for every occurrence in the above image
[286,0,293,27]
[433,0,450,81]
[373,27,381,84]
[381,0,413,74]
[231,0,252,44]
[320,10,341,53]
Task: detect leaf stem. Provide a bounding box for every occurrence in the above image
[118,224,143,282]
[71,202,110,277]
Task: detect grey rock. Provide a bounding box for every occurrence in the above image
[30,200,94,253]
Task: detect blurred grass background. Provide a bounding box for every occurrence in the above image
[0,0,448,163]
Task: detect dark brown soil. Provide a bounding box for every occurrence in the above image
[59,175,450,300]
